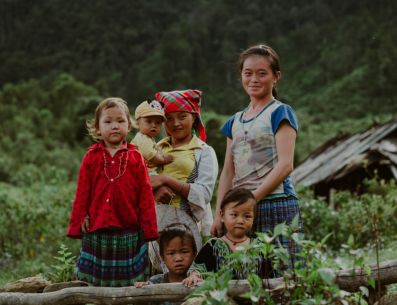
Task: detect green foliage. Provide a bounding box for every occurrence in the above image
[0,182,78,261]
[191,271,234,305]
[45,244,76,283]
[0,74,99,186]
[188,218,371,304]
[299,178,397,250]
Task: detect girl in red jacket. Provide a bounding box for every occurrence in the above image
[67,97,158,286]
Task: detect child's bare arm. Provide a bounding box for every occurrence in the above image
[182,271,203,288]
[150,153,174,166]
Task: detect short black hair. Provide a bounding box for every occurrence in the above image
[220,188,256,211]
[159,228,197,257]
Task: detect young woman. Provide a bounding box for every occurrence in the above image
[211,44,304,264]
[150,89,218,239]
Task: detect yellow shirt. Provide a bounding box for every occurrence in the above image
[157,136,201,208]
[131,132,158,174]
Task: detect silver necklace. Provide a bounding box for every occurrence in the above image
[102,150,129,182]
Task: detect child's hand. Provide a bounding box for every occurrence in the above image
[210,214,224,237]
[182,272,203,288]
[81,215,90,233]
[163,154,174,164]
[135,281,149,288]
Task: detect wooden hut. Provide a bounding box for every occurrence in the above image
[292,119,397,197]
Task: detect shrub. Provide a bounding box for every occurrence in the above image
[299,179,397,250]
[0,182,79,261]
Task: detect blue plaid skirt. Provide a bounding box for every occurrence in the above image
[76,228,148,287]
[253,196,304,269]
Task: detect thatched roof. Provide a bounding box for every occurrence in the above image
[292,119,397,195]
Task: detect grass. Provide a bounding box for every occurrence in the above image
[0,256,52,287]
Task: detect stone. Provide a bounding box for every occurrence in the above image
[3,276,51,293]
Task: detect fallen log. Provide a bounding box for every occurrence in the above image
[0,260,396,305]
[335,260,397,291]
[0,278,282,305]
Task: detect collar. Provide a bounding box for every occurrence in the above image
[157,135,201,150]
[91,140,133,152]
[240,99,276,123]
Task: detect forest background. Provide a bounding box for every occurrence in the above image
[0,0,397,285]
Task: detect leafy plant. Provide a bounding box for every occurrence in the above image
[46,243,76,283]
[299,178,397,250]
[188,217,372,304]
[189,270,234,305]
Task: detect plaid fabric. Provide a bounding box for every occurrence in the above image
[154,89,207,142]
[76,228,148,286]
[254,196,304,271]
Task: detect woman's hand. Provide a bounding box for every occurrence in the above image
[210,213,223,237]
[150,175,165,190]
[81,215,90,233]
[251,190,260,203]
[154,186,175,204]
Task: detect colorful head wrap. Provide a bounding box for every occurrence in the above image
[154,89,206,142]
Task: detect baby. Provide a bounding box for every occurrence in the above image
[132,100,174,173]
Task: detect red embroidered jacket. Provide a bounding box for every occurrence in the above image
[67,141,158,241]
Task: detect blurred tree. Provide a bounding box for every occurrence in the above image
[0,0,395,139]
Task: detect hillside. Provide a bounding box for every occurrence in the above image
[0,0,396,120]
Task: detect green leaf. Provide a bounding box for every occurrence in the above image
[368,277,376,289]
[208,289,227,301]
[320,233,333,246]
[250,295,259,302]
[317,268,335,285]
[347,234,355,247]
[300,299,317,305]
[273,222,286,237]
[354,257,364,267]
[247,273,262,289]
[290,214,300,230]
[359,286,369,297]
